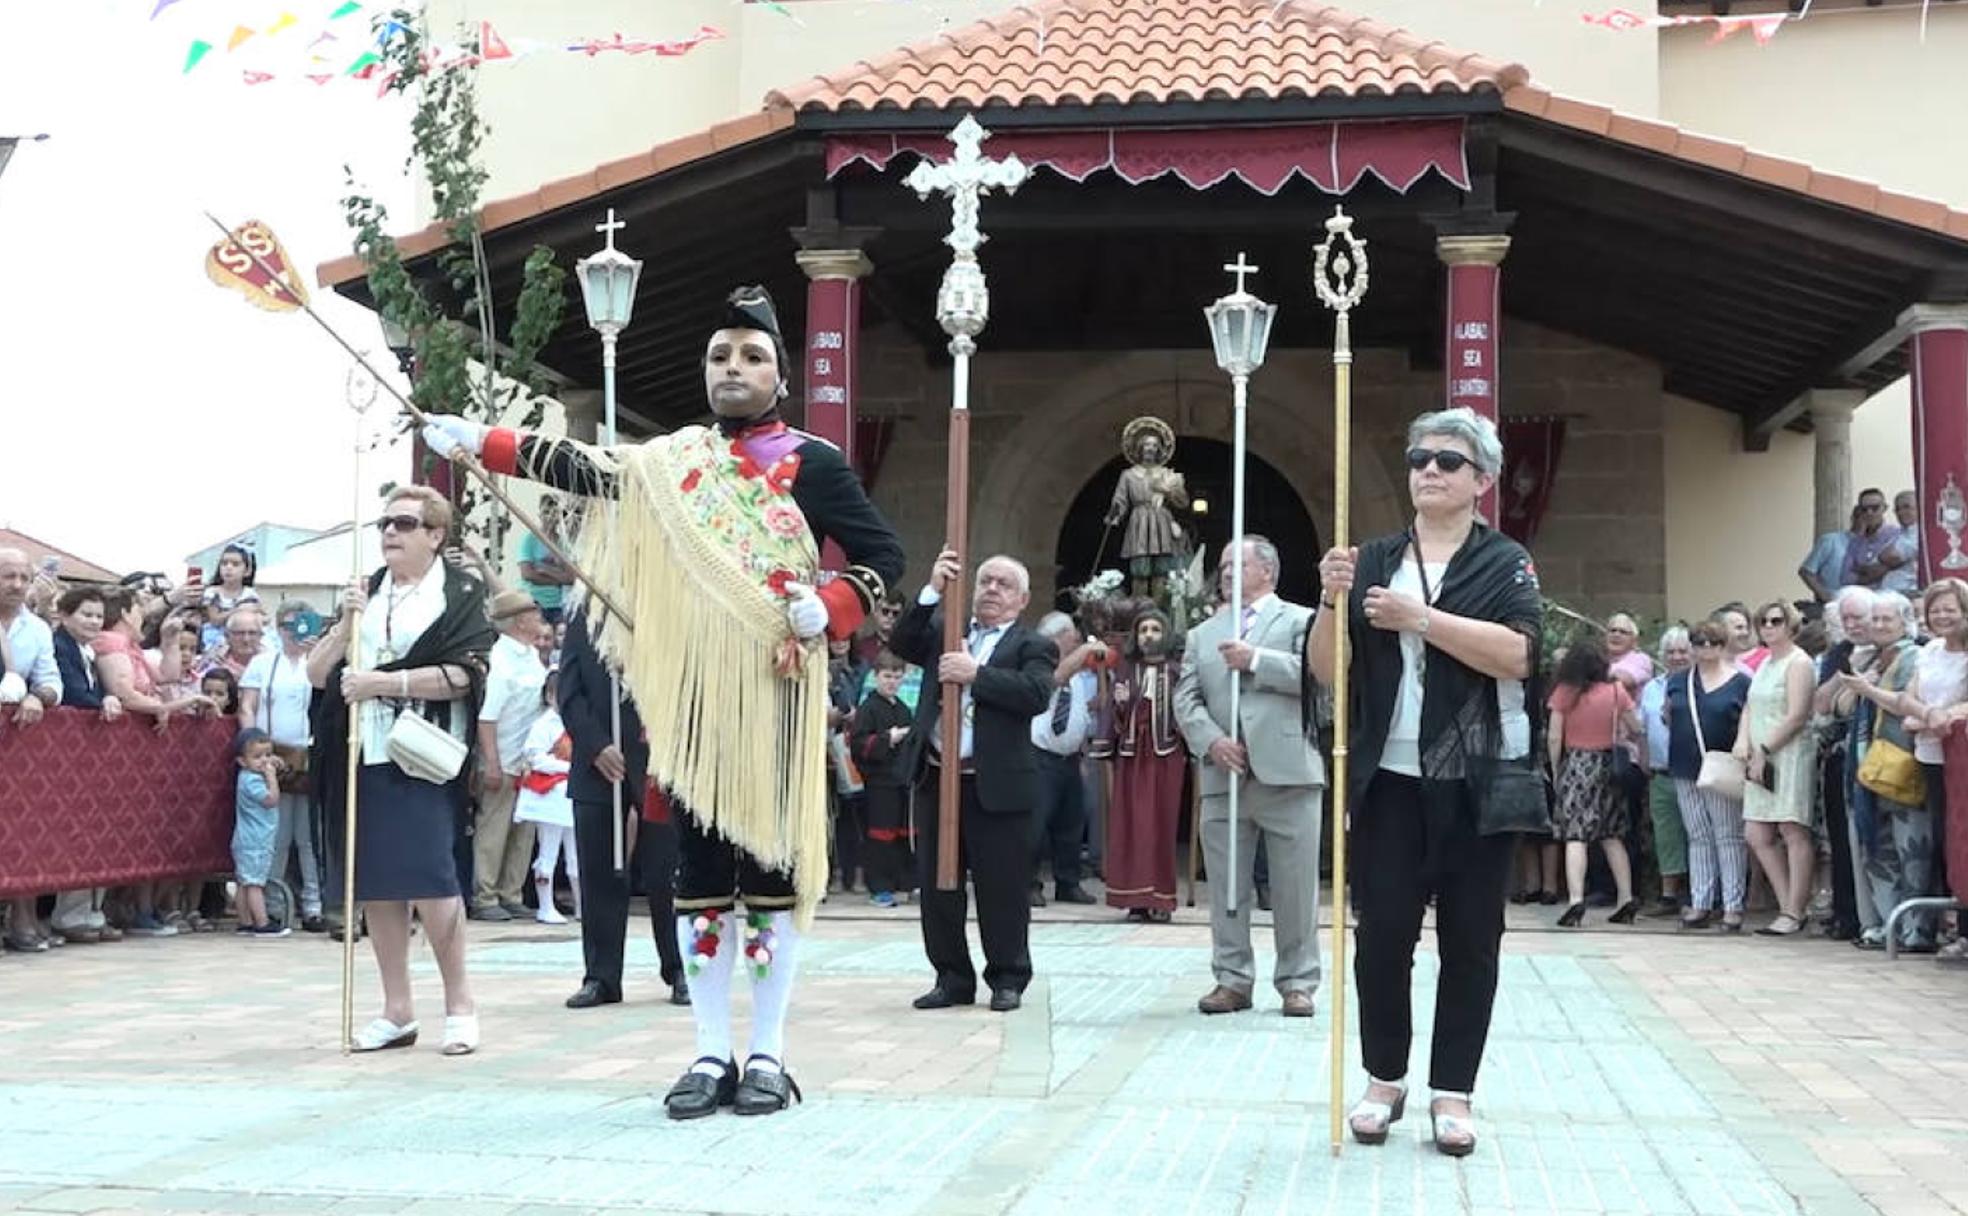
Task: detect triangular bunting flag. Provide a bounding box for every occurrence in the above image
[266,13,299,37]
[330,1,362,19]
[479,20,512,61]
[242,70,274,85]
[227,25,255,51]
[150,0,183,19]
[183,39,213,73]
[346,51,381,77]
[306,73,334,85]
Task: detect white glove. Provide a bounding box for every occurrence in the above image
[784,581,828,640]
[422,415,487,460]
[0,672,24,705]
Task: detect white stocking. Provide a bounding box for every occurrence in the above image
[743,909,802,1074]
[677,911,735,1077]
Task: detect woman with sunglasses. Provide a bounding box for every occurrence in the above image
[1308,407,1542,1158]
[306,487,496,1055]
[1735,600,1818,936]
[1664,620,1752,930]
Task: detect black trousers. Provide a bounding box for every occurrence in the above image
[1821,749,1859,933]
[674,801,797,910]
[1353,771,1516,1093]
[833,792,866,889]
[863,785,913,895]
[572,797,683,989]
[1028,751,1086,888]
[916,772,1033,995]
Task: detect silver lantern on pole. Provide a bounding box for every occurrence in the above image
[1202,254,1276,918]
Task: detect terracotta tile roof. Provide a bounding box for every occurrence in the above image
[768,0,1529,113]
[315,109,796,288]
[0,529,121,584]
[1503,85,1968,243]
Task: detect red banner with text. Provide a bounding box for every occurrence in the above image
[0,709,236,898]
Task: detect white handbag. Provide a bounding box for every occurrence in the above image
[1687,671,1746,801]
[386,707,468,785]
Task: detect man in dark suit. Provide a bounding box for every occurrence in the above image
[558,607,686,1008]
[890,548,1057,1013]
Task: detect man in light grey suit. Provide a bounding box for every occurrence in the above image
[1175,535,1325,1017]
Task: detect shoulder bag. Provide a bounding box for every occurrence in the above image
[1856,704,1926,805]
[1478,757,1552,836]
[386,704,468,785]
[1689,670,1746,800]
[262,654,310,780]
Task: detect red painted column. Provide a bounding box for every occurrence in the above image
[1438,233,1511,524]
[1908,307,1968,584]
[796,248,872,572]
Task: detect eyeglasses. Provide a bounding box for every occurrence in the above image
[1694,638,1723,647]
[376,514,428,534]
[1759,615,1787,627]
[1405,447,1474,474]
[1860,502,1886,513]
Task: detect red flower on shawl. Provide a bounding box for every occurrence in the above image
[764,503,805,541]
[765,568,796,596]
[679,468,702,494]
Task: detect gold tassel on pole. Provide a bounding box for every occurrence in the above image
[1314,206,1369,1154]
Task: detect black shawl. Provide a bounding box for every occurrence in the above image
[311,563,497,860]
[1311,522,1544,856]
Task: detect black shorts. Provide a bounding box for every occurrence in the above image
[672,797,797,911]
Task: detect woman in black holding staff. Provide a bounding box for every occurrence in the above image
[1306,407,1543,1159]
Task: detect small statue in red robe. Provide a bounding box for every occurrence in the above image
[1092,608,1187,922]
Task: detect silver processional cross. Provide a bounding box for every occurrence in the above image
[905,115,1029,359]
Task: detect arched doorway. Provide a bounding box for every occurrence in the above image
[1052,437,1321,610]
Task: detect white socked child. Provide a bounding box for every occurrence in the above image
[514,671,578,925]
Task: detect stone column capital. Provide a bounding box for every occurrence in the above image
[1900,303,1968,336]
[795,248,875,282]
[1436,233,1512,268]
[1804,387,1865,424]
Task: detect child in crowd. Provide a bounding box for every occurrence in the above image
[515,671,578,925]
[232,729,287,937]
[201,669,239,717]
[849,651,917,908]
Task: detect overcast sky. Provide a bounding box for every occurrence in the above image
[1,0,419,575]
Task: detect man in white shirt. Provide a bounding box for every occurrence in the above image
[1027,612,1103,907]
[472,591,549,921]
[0,548,61,722]
[239,602,325,930]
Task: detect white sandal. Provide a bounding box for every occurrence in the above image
[1347,1080,1407,1145]
[441,1013,480,1056]
[1430,1092,1478,1157]
[351,1018,419,1052]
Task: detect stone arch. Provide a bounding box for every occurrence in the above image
[970,349,1408,607]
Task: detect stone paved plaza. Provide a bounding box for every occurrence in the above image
[4,896,1967,1216]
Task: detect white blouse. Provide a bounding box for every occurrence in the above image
[1378,556,1529,777]
[355,561,462,765]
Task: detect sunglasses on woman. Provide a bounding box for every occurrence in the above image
[1405,447,1474,474]
[1759,615,1787,627]
[376,514,429,534]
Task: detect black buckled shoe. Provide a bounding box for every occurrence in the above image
[734,1056,803,1116]
[664,1057,737,1121]
[565,979,622,1009]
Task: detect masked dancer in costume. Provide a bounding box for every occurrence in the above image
[422,287,905,1119]
[1092,608,1187,923]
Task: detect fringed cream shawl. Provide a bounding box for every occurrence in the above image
[562,425,830,928]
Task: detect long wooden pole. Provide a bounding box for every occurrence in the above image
[937,392,971,890]
[1315,206,1369,1155]
[200,213,634,638]
[340,394,371,1056]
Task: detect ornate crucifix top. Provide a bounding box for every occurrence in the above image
[595,207,625,252]
[906,116,1028,355]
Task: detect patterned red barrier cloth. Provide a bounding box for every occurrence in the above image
[0,707,235,898]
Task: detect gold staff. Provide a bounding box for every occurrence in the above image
[339,366,379,1054]
[1313,206,1369,1154]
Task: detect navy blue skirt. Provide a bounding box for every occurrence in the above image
[353,763,463,902]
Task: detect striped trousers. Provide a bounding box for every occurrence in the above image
[1674,779,1748,914]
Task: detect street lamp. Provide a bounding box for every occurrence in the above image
[575,207,642,875]
[379,313,415,375]
[1202,252,1275,918]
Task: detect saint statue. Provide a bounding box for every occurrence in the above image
[1090,607,1186,923]
[1105,417,1190,598]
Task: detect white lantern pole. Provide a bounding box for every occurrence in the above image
[1203,254,1276,919]
[576,209,644,875]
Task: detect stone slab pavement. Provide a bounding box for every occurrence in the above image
[2,893,1965,1216]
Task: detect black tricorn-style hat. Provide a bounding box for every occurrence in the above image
[713,285,789,375]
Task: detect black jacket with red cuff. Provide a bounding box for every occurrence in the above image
[480,422,904,642]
